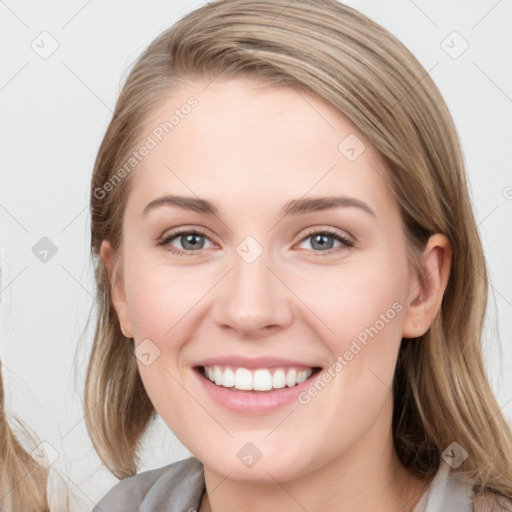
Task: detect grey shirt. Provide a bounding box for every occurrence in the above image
[91,456,474,512]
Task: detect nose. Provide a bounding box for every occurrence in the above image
[212,246,294,339]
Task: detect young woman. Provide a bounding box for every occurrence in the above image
[85,1,512,511]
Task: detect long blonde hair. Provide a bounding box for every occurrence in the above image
[85,0,512,504]
[0,264,51,511]
[0,358,50,511]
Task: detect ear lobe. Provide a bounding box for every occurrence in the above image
[100,240,134,339]
[402,234,452,338]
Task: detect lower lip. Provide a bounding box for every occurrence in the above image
[194,368,320,415]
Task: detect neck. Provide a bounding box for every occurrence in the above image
[199,407,431,512]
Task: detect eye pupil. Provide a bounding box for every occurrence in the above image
[182,233,204,250]
[312,233,334,250]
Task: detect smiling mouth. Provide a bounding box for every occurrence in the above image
[195,365,322,393]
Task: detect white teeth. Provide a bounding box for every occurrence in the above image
[222,368,235,388]
[214,366,223,386]
[296,370,308,384]
[272,369,286,389]
[203,365,314,391]
[235,368,252,390]
[253,369,273,391]
[286,368,297,387]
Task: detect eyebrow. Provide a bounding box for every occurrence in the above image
[142,194,376,218]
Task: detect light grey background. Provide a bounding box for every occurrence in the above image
[0,1,511,510]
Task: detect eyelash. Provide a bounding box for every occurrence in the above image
[157,227,355,257]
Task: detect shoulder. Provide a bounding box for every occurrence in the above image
[91,456,205,512]
[421,463,512,512]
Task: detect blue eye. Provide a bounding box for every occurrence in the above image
[158,228,212,255]
[158,228,354,256]
[298,229,354,255]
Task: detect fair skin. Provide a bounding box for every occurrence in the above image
[101,78,451,512]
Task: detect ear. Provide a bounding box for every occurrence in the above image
[100,240,134,339]
[402,233,452,338]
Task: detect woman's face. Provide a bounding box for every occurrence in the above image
[105,77,423,482]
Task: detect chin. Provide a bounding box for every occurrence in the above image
[197,444,318,484]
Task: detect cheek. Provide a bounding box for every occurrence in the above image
[124,257,207,341]
[123,259,201,421]
[285,258,407,451]
[288,254,409,416]
[292,257,407,346]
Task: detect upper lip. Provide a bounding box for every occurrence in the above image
[194,355,321,370]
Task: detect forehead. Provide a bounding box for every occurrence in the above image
[127,77,397,220]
